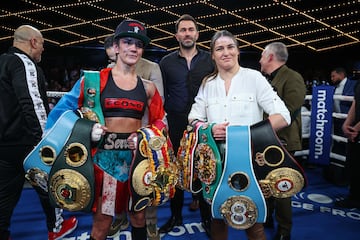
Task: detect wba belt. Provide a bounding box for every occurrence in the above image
[211,126,266,229]
[251,119,307,198]
[48,117,95,212]
[23,110,79,192]
[212,125,266,230]
[129,120,177,212]
[194,123,222,204]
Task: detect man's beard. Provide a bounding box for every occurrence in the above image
[180,40,195,49]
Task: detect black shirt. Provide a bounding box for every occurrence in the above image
[160,48,214,114]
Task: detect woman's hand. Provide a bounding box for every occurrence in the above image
[212,122,230,140]
[127,132,138,150]
[91,123,107,142]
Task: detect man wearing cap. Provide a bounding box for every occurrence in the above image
[46,19,166,240]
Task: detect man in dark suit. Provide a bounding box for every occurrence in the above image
[259,42,306,240]
[331,67,357,114]
[327,67,357,185]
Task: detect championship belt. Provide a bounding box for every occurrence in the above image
[48,118,95,212]
[176,123,201,193]
[212,125,266,230]
[194,123,222,204]
[129,121,177,212]
[250,119,307,198]
[81,71,105,125]
[23,110,79,192]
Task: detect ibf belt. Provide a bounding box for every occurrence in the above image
[23,110,79,192]
[194,123,222,204]
[129,121,177,212]
[212,125,266,230]
[48,118,95,212]
[250,119,306,198]
[176,123,202,193]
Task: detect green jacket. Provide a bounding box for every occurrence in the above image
[270,65,306,152]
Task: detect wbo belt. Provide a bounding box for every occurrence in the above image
[23,110,79,192]
[250,119,307,198]
[129,120,177,212]
[194,123,222,204]
[212,125,267,230]
[48,117,95,212]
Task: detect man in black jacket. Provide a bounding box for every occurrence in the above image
[0,25,77,240]
[159,14,214,236]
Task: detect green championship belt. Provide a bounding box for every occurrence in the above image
[48,118,95,212]
[81,71,105,125]
[194,123,222,204]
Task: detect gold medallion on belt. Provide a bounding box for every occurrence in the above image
[49,169,91,211]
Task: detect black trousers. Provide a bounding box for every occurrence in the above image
[166,112,211,223]
[0,146,57,239]
[347,141,360,200]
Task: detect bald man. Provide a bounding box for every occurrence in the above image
[0,25,78,240]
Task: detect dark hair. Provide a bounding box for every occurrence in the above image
[210,30,239,53]
[104,35,114,49]
[175,14,198,32]
[332,67,347,77]
[203,30,239,83]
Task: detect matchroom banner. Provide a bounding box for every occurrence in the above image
[308,85,335,165]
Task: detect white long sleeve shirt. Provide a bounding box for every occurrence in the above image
[188,67,290,125]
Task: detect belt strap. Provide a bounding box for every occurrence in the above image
[195,123,222,203]
[212,125,266,229]
[250,119,306,198]
[82,71,105,125]
[129,122,176,212]
[48,118,95,212]
[176,123,201,192]
[23,110,79,191]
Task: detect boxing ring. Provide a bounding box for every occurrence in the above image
[295,93,353,168]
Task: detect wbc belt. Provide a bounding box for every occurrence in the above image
[129,120,177,212]
[23,110,79,192]
[194,123,222,204]
[81,70,105,125]
[48,117,95,212]
[212,125,266,230]
[250,119,306,198]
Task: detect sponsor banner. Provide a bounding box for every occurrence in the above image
[308,85,335,165]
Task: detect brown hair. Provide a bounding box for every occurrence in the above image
[203,30,239,83]
[175,14,199,32]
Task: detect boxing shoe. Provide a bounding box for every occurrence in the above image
[48,216,78,240]
[158,216,182,233]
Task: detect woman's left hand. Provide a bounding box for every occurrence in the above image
[212,122,229,140]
